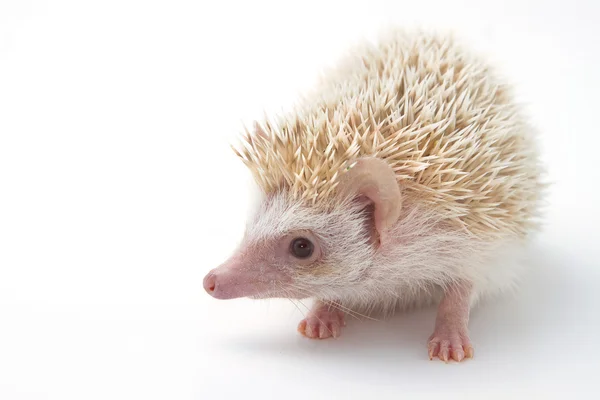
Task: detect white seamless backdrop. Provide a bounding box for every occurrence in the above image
[1,1,599,399]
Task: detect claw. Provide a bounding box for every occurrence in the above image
[465,346,474,358]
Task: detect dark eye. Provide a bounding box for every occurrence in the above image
[290,237,314,259]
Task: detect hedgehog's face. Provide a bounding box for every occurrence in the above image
[203,157,403,301]
[202,192,375,300]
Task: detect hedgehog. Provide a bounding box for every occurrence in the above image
[203,29,545,362]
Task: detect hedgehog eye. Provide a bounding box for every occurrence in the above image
[290,237,314,259]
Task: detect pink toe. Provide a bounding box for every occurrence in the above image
[318,323,329,339]
[331,323,341,338]
[451,348,465,362]
[439,340,450,362]
[428,341,439,360]
[450,337,465,361]
[309,323,320,338]
[297,320,307,334]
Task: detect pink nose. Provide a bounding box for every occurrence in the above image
[203,259,266,300]
[203,271,217,296]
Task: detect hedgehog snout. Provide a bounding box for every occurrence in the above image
[203,244,292,300]
[203,264,258,300]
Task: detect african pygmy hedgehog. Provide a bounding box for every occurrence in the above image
[203,29,545,362]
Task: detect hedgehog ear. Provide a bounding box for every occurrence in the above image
[337,157,402,247]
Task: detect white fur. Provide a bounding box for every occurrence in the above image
[245,191,531,317]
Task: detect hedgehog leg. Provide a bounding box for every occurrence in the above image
[427,282,474,362]
[297,300,346,340]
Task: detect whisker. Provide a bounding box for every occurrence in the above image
[277,284,337,339]
[327,300,379,321]
[286,284,379,322]
[288,299,307,319]
[275,283,306,318]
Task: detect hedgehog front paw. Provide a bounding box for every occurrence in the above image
[297,303,345,339]
[427,329,474,362]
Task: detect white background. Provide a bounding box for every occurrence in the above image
[1,0,599,399]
